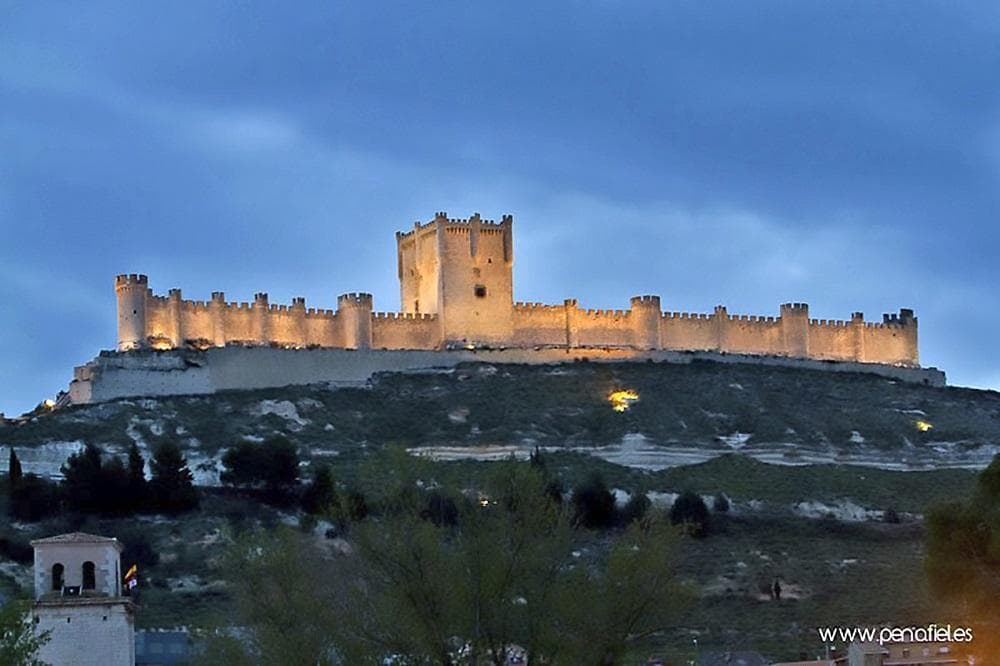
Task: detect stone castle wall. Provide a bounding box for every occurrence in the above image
[115,212,921,368]
[67,346,946,406]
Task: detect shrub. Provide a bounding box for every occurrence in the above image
[669,491,710,537]
[301,466,337,515]
[620,492,651,525]
[713,493,731,513]
[149,441,198,513]
[343,489,369,522]
[544,479,565,505]
[119,529,161,571]
[421,491,459,527]
[221,436,299,501]
[9,474,62,522]
[0,535,33,563]
[572,473,616,530]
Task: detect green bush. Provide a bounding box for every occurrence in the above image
[9,474,62,522]
[572,473,616,529]
[221,436,299,501]
[670,490,710,537]
[149,441,198,513]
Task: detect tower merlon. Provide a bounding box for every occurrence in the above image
[630,294,661,307]
[115,274,148,289]
[883,309,916,325]
[338,292,374,308]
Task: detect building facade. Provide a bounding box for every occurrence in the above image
[116,212,919,367]
[31,532,136,666]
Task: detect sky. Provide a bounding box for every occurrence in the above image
[1,2,999,415]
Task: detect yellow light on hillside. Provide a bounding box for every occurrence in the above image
[915,420,933,432]
[608,389,640,413]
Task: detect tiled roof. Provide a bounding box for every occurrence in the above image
[30,532,121,547]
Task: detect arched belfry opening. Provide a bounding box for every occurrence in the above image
[82,561,96,590]
[51,563,64,591]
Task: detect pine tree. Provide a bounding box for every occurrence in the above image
[127,443,148,508]
[149,442,198,513]
[301,465,337,515]
[61,443,105,513]
[8,449,22,487]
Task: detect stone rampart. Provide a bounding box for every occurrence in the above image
[67,346,946,405]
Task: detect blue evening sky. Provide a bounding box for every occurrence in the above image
[2,2,999,415]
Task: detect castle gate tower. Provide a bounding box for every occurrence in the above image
[31,532,136,666]
[396,211,514,346]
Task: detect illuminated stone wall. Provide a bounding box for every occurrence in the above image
[397,212,514,345]
[115,212,920,367]
[372,312,439,349]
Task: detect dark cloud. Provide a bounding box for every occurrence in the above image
[2,2,999,414]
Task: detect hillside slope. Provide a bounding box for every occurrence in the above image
[3,359,999,480]
[2,359,998,659]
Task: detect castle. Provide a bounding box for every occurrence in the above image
[115,211,919,367]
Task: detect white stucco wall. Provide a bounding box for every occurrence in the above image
[34,601,135,666]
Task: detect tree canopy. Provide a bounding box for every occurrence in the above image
[202,460,690,665]
[926,453,1000,660]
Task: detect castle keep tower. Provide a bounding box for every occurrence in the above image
[396,211,514,346]
[31,532,136,666]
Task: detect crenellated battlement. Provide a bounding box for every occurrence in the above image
[809,318,850,328]
[663,312,716,320]
[116,210,921,367]
[630,295,661,308]
[397,211,513,244]
[181,300,210,312]
[578,308,630,319]
[727,314,778,323]
[115,274,148,288]
[338,292,373,308]
[514,301,564,311]
[430,210,511,228]
[882,310,915,326]
[781,302,809,312]
[373,311,437,320]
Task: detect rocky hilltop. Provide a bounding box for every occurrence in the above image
[7,359,998,482]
